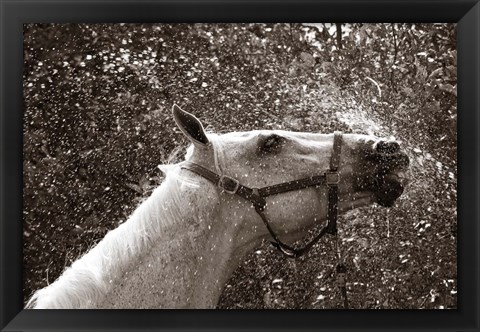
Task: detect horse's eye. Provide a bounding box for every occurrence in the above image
[257,134,286,155]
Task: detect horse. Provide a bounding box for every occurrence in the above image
[26,104,409,309]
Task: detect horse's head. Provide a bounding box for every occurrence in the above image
[172,105,409,245]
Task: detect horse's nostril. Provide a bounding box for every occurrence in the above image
[376,141,400,154]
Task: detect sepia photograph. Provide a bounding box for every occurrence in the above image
[23,23,457,309]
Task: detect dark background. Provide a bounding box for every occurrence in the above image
[23,23,457,309]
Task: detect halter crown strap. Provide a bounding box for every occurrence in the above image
[180,132,343,258]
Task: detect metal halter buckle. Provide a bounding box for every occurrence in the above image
[326,171,340,185]
[218,175,240,194]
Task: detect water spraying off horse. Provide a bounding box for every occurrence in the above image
[27,105,409,309]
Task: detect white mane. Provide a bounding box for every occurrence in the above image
[26,164,200,309]
[26,134,236,309]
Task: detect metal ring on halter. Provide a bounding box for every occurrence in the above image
[218,175,240,194]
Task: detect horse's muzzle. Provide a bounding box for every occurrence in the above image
[375,173,407,207]
[371,141,410,207]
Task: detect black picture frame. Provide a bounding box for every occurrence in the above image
[1,0,479,331]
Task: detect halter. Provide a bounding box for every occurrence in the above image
[181,131,344,258]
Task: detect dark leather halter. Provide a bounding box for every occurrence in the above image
[181,132,343,258]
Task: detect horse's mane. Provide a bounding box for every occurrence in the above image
[26,163,200,309]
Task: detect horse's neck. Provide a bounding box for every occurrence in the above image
[28,169,258,309]
[98,174,239,308]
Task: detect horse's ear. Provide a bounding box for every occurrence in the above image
[172,104,210,146]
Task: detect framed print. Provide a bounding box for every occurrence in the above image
[1,0,479,331]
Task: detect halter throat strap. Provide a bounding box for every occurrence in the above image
[180,131,343,258]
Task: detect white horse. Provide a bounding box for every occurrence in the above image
[27,105,409,309]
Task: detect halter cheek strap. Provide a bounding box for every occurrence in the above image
[181,132,343,258]
[326,131,343,235]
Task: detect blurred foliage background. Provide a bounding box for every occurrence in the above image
[23,23,457,309]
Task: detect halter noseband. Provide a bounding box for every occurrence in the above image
[181,132,343,258]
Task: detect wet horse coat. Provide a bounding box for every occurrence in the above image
[27,105,409,308]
